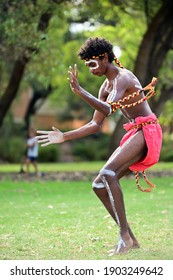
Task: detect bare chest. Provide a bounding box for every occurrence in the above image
[104,79,118,102]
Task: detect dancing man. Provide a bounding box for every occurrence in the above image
[36,37,162,254]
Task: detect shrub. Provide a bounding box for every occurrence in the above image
[0,137,26,163]
[72,133,110,161]
[38,145,60,162]
[160,133,173,162]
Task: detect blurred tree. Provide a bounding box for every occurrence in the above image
[24,84,53,130]
[0,0,173,143]
[0,0,71,128]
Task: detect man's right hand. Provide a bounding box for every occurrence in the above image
[36,127,64,146]
[67,64,81,94]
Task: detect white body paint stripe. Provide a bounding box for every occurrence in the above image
[92,182,105,189]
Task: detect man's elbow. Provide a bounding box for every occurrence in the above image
[90,121,102,133]
[100,103,112,117]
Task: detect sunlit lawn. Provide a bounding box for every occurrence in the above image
[0,161,173,173]
[0,176,173,260]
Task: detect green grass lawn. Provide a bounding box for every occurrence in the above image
[0,161,173,173]
[0,176,173,260]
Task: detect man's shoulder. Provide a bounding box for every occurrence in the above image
[119,68,135,79]
[119,69,140,85]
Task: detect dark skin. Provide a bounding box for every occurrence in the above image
[37,54,153,254]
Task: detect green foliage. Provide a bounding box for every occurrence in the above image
[38,145,60,162]
[0,137,25,163]
[0,115,59,163]
[160,133,173,162]
[158,50,173,97]
[27,12,69,88]
[0,116,26,163]
[1,1,40,59]
[0,136,59,164]
[0,0,70,94]
[0,0,65,58]
[159,100,173,128]
[72,133,110,161]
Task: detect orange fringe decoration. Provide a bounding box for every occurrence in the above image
[114,56,124,69]
[107,77,157,113]
[134,171,155,192]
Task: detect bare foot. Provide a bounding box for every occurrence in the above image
[108,236,139,256]
[132,241,140,249]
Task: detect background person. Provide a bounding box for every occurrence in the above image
[25,128,39,176]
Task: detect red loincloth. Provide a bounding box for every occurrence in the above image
[120,113,162,172]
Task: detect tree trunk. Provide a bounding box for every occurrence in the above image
[134,0,173,84]
[0,55,29,127]
[0,11,52,129]
[24,85,53,130]
[150,85,173,116]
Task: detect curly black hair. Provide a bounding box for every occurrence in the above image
[78,37,115,63]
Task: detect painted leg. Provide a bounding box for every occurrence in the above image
[92,130,147,254]
[93,171,137,254]
[93,186,140,254]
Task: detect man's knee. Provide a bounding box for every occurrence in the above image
[92,168,118,190]
[99,168,118,184]
[92,178,105,190]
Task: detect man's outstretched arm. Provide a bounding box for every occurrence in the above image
[36,110,105,146]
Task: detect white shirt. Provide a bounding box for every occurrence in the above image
[27,137,38,157]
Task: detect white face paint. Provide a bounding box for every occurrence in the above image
[85,59,99,70]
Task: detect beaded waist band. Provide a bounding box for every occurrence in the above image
[129,120,158,130]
